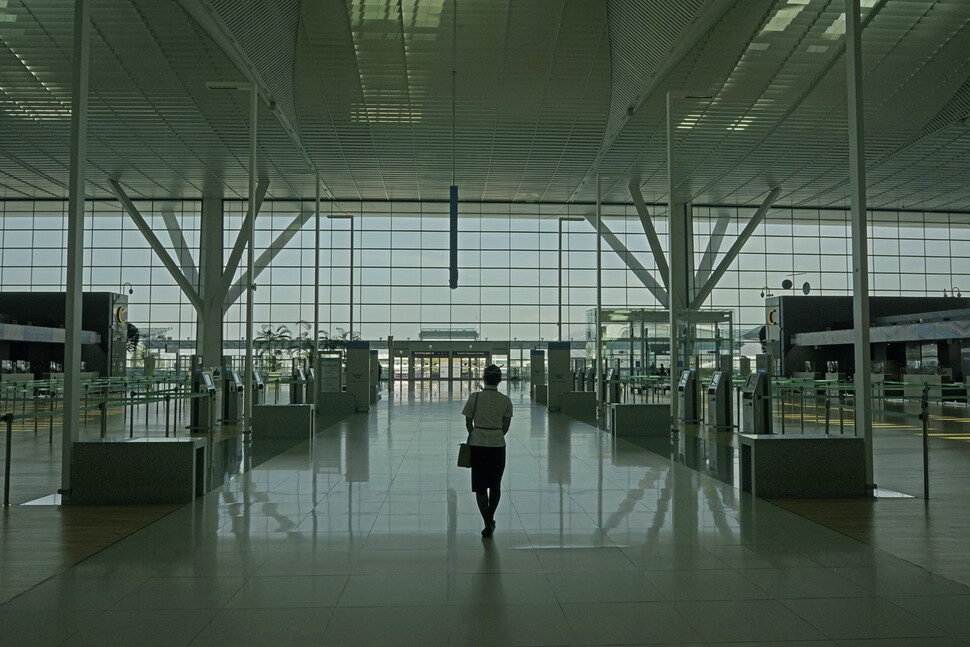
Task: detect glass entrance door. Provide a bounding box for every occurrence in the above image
[393,357,408,381]
[454,354,489,380]
[413,356,446,380]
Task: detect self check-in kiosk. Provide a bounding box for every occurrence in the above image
[605,368,621,403]
[252,370,266,405]
[742,372,772,434]
[706,371,732,430]
[305,367,315,404]
[290,366,306,404]
[584,367,596,392]
[574,368,584,391]
[221,362,243,424]
[189,355,217,432]
[678,370,700,424]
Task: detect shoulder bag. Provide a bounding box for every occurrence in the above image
[457,392,480,468]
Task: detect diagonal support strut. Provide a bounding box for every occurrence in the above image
[629,181,670,291]
[216,176,270,299]
[586,214,669,307]
[225,208,315,307]
[108,179,204,313]
[691,187,780,310]
[161,208,199,289]
[694,208,733,288]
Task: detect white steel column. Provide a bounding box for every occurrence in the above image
[199,194,224,367]
[313,172,321,409]
[846,0,874,491]
[666,92,682,423]
[347,216,354,341]
[62,0,90,494]
[558,216,583,342]
[595,176,603,413]
[328,214,355,340]
[244,87,258,434]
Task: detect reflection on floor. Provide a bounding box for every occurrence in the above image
[1,383,970,645]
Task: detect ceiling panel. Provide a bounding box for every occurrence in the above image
[0,0,968,214]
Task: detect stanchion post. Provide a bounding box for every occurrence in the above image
[49,392,54,444]
[921,383,930,501]
[780,389,785,435]
[99,401,107,439]
[824,393,831,435]
[839,393,845,434]
[799,387,804,433]
[3,413,12,507]
[130,390,135,438]
[165,394,171,438]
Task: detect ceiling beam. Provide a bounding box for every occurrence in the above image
[566,0,737,204]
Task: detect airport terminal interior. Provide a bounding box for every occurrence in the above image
[3,0,970,644]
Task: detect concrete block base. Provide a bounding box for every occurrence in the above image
[561,391,596,421]
[252,404,314,440]
[316,392,356,416]
[533,385,547,405]
[71,438,206,505]
[611,404,672,437]
[739,434,867,498]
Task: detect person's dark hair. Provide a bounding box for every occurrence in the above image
[483,364,502,386]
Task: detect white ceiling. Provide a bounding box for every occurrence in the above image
[1,0,969,212]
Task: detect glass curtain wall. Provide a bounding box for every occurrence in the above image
[2,199,969,364]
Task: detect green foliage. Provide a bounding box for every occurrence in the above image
[254,324,293,372]
[318,327,360,351]
[126,322,140,354]
[255,323,360,371]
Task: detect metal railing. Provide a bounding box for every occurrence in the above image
[0,374,215,507]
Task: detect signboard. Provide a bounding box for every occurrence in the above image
[546,342,570,412]
[319,357,342,393]
[530,350,546,385]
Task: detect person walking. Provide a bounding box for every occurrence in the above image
[462,364,513,537]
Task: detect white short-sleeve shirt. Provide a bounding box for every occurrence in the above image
[462,385,514,447]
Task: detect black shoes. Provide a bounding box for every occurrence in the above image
[481,519,496,538]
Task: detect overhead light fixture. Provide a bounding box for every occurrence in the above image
[205,81,251,91]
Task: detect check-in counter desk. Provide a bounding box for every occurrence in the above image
[903,373,940,399]
[871,373,899,398]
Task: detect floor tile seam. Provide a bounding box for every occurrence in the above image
[0,506,186,611]
[878,592,970,638]
[776,595,954,640]
[558,598,704,642]
[729,564,869,601]
[830,550,970,594]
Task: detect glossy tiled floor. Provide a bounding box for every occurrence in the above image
[3,383,970,645]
